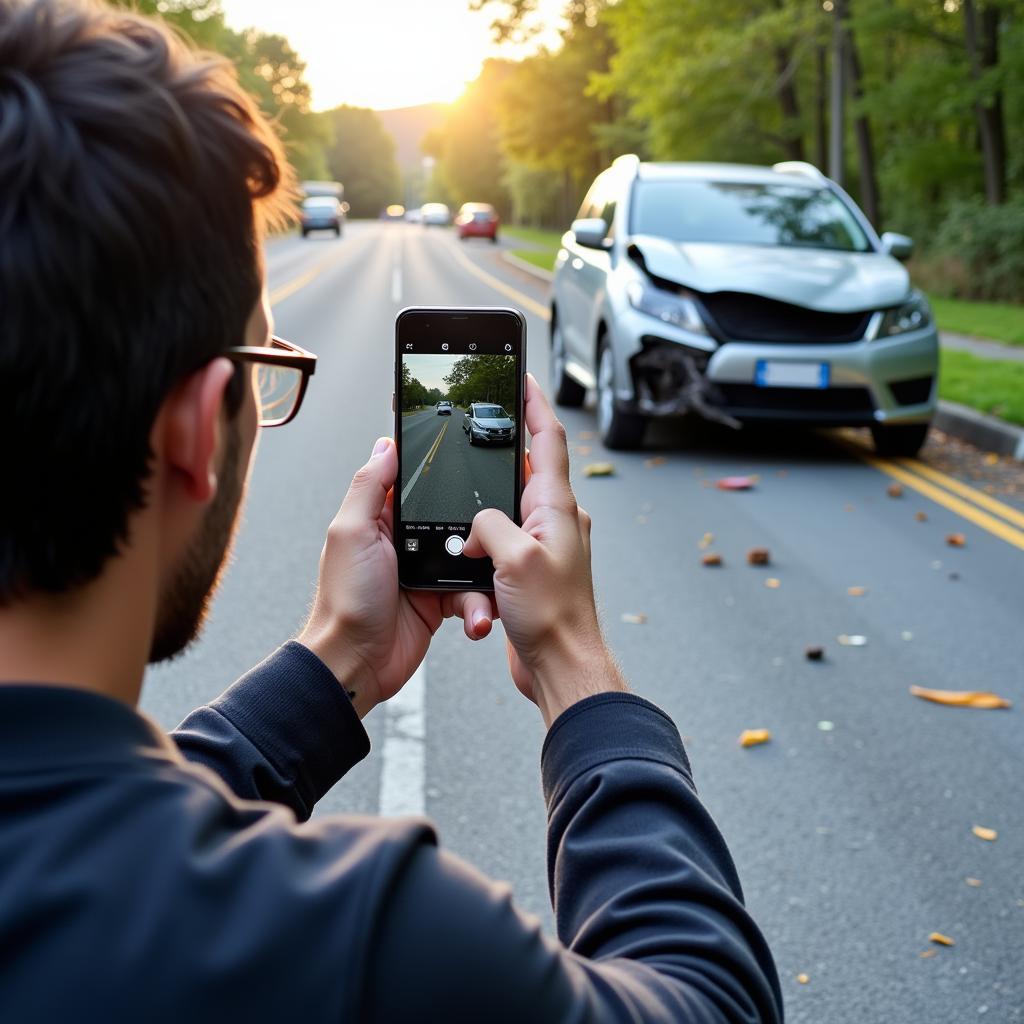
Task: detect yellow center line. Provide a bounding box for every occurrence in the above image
[268,265,322,307]
[445,238,551,321]
[425,420,449,466]
[893,457,1024,531]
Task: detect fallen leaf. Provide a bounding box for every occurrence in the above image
[702,552,723,567]
[644,456,667,468]
[919,949,937,959]
[699,532,714,549]
[621,613,647,625]
[966,877,982,887]
[901,630,914,642]
[764,577,781,589]
[946,533,966,547]
[972,825,998,842]
[796,973,809,985]
[928,932,955,947]
[805,646,825,661]
[847,586,867,596]
[747,548,771,566]
[739,729,771,748]
[837,634,868,646]
[984,452,999,465]
[910,686,1011,710]
[576,445,592,455]
[716,475,756,491]
[915,511,928,522]
[887,482,904,498]
[583,462,615,477]
[578,430,594,441]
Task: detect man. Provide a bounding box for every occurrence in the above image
[0,0,783,1020]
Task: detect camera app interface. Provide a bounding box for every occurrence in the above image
[399,342,517,559]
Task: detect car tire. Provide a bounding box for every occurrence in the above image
[491,235,498,244]
[597,338,647,450]
[550,320,586,408]
[467,426,475,445]
[300,229,308,238]
[870,421,930,457]
[335,226,341,237]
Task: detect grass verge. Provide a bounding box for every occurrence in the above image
[931,297,1024,347]
[940,349,1024,426]
[502,225,563,273]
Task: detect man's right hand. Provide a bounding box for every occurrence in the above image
[464,374,626,728]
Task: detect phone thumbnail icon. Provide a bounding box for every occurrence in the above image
[405,538,419,552]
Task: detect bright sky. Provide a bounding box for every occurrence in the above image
[220,0,565,111]
[404,353,460,393]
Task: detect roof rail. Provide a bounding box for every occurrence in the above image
[771,160,827,182]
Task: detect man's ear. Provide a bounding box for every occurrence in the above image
[160,357,237,504]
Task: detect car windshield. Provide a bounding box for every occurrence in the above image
[475,406,506,419]
[303,196,336,209]
[630,180,871,253]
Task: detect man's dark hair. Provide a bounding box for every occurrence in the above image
[0,0,295,602]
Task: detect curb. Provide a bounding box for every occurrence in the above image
[934,399,1024,460]
[502,251,554,282]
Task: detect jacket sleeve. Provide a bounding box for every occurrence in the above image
[171,641,370,821]
[361,693,783,1023]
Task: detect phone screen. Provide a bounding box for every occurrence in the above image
[394,307,525,591]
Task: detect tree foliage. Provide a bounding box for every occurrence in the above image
[444,355,516,411]
[320,106,401,217]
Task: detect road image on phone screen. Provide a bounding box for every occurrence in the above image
[399,352,517,525]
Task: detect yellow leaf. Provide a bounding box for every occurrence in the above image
[739,729,771,748]
[919,949,937,959]
[965,877,982,887]
[698,532,714,550]
[972,825,998,842]
[583,462,615,477]
[910,686,1012,710]
[764,578,781,589]
[928,932,955,946]
[847,586,867,596]
[796,973,810,985]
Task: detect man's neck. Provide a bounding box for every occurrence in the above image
[0,556,155,706]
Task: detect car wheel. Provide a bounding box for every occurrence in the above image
[335,226,341,237]
[491,235,498,244]
[597,338,647,450]
[870,421,930,457]
[468,428,475,445]
[550,320,586,408]
[300,229,308,238]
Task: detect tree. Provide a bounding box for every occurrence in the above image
[321,106,401,217]
[444,355,516,411]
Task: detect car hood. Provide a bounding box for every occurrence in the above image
[628,235,910,312]
[476,417,514,429]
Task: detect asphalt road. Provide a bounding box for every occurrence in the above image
[401,406,516,522]
[143,220,1024,1023]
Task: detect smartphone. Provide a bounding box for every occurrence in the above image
[394,306,526,591]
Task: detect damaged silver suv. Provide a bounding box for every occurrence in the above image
[550,156,938,454]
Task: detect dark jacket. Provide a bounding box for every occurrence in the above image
[0,641,783,1022]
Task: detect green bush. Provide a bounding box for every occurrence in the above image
[914,198,1024,303]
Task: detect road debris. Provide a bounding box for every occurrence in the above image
[847,586,867,596]
[919,949,937,959]
[701,553,723,567]
[805,646,825,661]
[887,482,904,498]
[739,729,772,748]
[946,533,966,547]
[915,511,928,522]
[764,578,781,588]
[837,634,868,646]
[578,430,594,441]
[817,721,834,731]
[984,453,999,466]
[699,532,714,549]
[910,686,1012,710]
[621,613,647,625]
[928,932,955,947]
[796,973,810,985]
[716,475,756,491]
[966,877,983,887]
[583,462,615,477]
[644,456,667,468]
[901,631,914,642]
[972,825,998,841]
[576,445,592,456]
[747,548,770,566]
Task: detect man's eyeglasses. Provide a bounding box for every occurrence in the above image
[226,336,316,427]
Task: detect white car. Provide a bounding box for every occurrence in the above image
[551,157,938,455]
[463,403,515,445]
[421,202,451,227]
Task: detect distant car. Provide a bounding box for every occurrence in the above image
[455,203,499,242]
[421,203,451,227]
[551,156,938,454]
[381,204,406,221]
[463,403,515,445]
[299,196,343,237]
[405,207,423,223]
[436,400,453,415]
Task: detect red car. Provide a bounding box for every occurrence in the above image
[455,203,499,242]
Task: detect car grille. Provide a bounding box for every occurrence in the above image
[713,383,875,422]
[699,292,873,344]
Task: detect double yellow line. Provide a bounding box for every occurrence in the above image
[423,420,449,472]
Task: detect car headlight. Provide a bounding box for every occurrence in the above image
[877,291,932,337]
[626,280,708,336]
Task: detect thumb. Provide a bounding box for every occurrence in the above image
[339,437,396,524]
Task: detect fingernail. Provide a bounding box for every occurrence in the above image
[372,437,390,457]
[471,609,489,635]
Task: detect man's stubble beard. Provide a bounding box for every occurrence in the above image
[149,424,246,664]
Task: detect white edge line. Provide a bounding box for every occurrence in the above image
[400,421,445,504]
[378,663,425,817]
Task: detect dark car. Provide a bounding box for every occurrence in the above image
[299,196,343,237]
[436,401,453,415]
[463,403,515,445]
[455,203,499,243]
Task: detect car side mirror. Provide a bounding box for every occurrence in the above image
[880,232,913,261]
[571,218,611,251]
